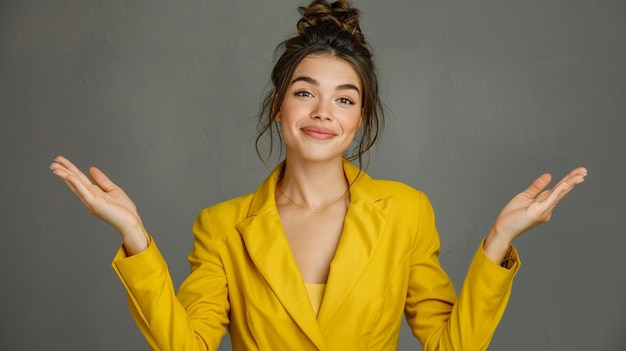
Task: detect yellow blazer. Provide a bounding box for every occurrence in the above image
[112,161,519,350]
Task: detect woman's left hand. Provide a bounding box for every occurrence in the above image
[483,166,588,263]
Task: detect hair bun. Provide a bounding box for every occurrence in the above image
[297,0,364,43]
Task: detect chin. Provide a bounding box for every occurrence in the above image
[290,149,345,163]
[285,139,353,163]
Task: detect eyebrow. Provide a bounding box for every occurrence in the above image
[291,76,361,94]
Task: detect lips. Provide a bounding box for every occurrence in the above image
[300,126,337,140]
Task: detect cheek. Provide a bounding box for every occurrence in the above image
[345,112,363,133]
[276,100,301,123]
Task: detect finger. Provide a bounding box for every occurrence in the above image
[50,158,96,199]
[546,167,588,201]
[88,166,118,193]
[537,167,588,213]
[545,181,570,208]
[50,163,79,184]
[556,166,588,187]
[53,156,93,185]
[58,171,100,213]
[61,176,91,205]
[523,173,552,198]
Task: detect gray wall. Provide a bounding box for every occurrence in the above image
[1,0,624,350]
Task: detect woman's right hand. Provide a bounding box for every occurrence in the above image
[50,156,148,255]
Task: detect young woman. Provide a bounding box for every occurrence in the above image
[50,1,587,350]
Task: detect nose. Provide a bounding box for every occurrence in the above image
[310,99,333,121]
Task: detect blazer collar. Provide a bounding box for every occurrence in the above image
[317,161,392,328]
[235,160,392,347]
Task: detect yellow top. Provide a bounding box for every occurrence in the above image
[112,161,521,350]
[304,283,326,317]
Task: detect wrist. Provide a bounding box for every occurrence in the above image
[483,229,513,265]
[119,222,149,256]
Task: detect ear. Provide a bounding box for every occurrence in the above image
[275,111,281,122]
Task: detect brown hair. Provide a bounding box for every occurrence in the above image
[255,0,384,169]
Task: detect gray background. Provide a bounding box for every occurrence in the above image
[1,0,625,350]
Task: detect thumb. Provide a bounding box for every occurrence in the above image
[88,166,118,192]
[524,173,552,198]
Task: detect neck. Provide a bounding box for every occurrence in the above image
[278,156,349,211]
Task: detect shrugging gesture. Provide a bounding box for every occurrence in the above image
[47,0,591,348]
[50,156,148,255]
[484,166,588,264]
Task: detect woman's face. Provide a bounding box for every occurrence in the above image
[276,55,363,163]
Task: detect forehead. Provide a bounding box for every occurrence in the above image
[291,55,361,87]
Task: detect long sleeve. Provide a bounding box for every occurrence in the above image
[111,214,230,350]
[405,193,520,350]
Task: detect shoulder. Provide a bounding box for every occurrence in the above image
[195,193,253,235]
[195,193,254,227]
[361,177,439,246]
[371,179,431,207]
[190,193,255,246]
[362,178,437,225]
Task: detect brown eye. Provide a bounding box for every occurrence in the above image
[295,90,313,98]
[338,97,355,105]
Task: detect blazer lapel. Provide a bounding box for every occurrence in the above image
[317,161,393,327]
[236,163,325,350]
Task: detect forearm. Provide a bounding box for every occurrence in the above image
[423,242,520,350]
[112,239,221,350]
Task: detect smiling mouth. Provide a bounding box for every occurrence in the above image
[300,127,337,140]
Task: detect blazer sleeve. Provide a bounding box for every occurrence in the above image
[111,209,230,351]
[404,192,520,351]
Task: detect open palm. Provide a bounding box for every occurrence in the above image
[491,167,587,243]
[50,156,147,252]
